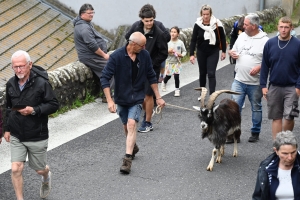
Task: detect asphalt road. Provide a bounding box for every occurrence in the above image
[2,62,300,200]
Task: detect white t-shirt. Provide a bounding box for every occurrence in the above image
[275,168,294,200]
[232,30,269,85]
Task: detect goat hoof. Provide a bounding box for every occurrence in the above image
[206,167,213,171]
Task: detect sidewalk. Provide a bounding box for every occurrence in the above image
[0,26,299,174]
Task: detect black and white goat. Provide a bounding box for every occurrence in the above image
[195,87,241,171]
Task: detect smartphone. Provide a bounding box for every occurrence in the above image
[12,104,27,110]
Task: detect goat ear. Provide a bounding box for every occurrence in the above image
[213,104,219,112]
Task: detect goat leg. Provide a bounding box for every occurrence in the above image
[207,148,217,171]
[220,145,225,156]
[216,147,222,163]
[233,139,238,157]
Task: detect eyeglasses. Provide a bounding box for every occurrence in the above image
[129,40,146,48]
[84,11,95,15]
[12,62,29,70]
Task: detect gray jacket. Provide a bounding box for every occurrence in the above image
[73,16,107,61]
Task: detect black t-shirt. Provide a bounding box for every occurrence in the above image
[131,58,139,84]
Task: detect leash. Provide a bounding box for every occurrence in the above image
[154,103,199,124]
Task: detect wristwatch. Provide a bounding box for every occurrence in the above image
[31,109,36,115]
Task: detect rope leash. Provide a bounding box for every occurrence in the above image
[154,103,199,124]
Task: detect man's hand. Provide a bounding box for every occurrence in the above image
[107,100,116,113]
[262,88,268,100]
[156,98,166,109]
[249,65,261,76]
[4,132,11,143]
[17,106,34,116]
[296,88,300,97]
[103,53,109,60]
[229,50,239,60]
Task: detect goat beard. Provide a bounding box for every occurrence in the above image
[201,129,210,139]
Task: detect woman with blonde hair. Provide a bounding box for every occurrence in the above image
[189,5,226,98]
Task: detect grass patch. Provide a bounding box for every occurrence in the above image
[262,17,280,33]
[49,92,96,118]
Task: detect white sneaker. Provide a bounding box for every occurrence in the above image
[198,97,201,101]
[242,102,245,108]
[161,82,167,92]
[174,90,180,97]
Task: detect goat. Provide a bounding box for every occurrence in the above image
[195,87,241,171]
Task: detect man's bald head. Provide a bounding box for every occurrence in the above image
[129,32,146,46]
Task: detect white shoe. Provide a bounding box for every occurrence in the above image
[161,82,166,92]
[198,97,201,101]
[242,102,245,108]
[174,90,180,97]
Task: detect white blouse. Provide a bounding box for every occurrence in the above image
[275,168,294,200]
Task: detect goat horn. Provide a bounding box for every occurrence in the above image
[206,90,240,110]
[194,87,208,108]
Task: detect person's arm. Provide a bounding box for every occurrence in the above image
[81,26,109,59]
[152,31,168,68]
[216,20,227,61]
[252,168,263,200]
[180,41,187,58]
[95,48,109,60]
[189,24,199,64]
[150,83,165,108]
[100,54,116,112]
[33,82,59,116]
[260,42,270,89]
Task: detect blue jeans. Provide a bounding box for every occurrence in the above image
[231,80,262,134]
[117,104,142,125]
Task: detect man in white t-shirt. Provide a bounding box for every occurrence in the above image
[228,13,269,143]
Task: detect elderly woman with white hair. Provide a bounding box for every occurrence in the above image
[252,131,300,199]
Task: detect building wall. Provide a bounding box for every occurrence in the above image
[57,0,282,31]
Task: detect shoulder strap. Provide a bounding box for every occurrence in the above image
[215,23,222,49]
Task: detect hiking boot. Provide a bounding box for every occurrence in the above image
[161,82,167,92]
[132,144,139,160]
[138,121,153,133]
[174,90,180,97]
[40,170,52,198]
[120,156,132,174]
[248,133,259,143]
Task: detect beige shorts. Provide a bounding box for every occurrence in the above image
[11,136,48,171]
